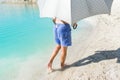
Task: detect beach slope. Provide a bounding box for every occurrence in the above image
[42,0,120,80]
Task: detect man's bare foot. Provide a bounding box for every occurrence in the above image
[47,63,53,73]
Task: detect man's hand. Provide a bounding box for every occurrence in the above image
[73,23,78,29]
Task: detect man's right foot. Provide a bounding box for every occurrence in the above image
[61,63,67,69]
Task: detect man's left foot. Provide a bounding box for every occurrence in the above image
[47,63,53,73]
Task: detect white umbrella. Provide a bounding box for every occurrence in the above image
[37,0,113,26]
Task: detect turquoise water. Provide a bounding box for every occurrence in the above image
[0,4,56,80]
[0,4,54,58]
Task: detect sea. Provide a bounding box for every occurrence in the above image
[0,4,55,80]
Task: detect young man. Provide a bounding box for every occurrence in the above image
[47,17,77,72]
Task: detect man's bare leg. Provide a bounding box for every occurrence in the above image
[48,45,61,71]
[60,46,68,68]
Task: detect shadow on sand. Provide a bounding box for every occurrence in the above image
[70,48,120,67]
[53,48,120,72]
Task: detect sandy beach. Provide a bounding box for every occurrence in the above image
[14,0,120,80]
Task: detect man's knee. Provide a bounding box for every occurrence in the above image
[56,45,61,49]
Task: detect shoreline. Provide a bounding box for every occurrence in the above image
[0,3,36,4]
[0,1,36,4]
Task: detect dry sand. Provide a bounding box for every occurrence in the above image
[15,0,120,80]
[41,0,120,80]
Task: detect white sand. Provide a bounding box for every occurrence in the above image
[15,0,120,80]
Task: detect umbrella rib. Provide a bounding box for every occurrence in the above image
[85,0,90,16]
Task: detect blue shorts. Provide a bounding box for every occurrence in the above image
[53,23,71,47]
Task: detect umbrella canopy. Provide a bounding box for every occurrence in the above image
[37,0,113,25]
